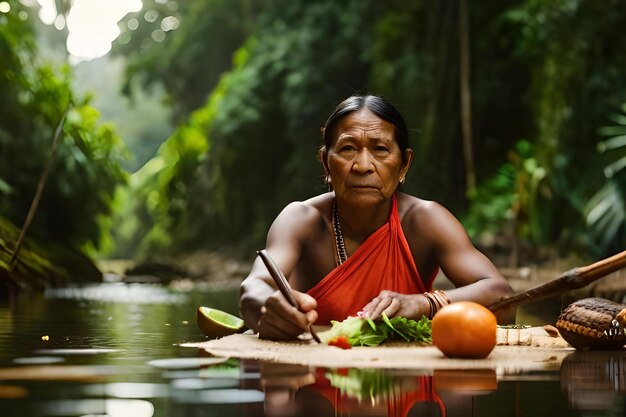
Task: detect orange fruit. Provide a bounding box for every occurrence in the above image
[432,301,497,359]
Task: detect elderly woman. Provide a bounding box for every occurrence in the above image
[240,95,515,340]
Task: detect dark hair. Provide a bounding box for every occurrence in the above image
[322,95,410,159]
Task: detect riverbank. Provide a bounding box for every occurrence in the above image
[100,249,626,307]
[98,250,252,291]
[0,215,101,300]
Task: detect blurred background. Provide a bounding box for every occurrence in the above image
[1,0,625,293]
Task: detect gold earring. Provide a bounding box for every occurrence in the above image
[399,177,405,185]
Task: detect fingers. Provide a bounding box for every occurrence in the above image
[361,290,400,320]
[258,315,301,341]
[360,291,424,321]
[257,291,317,340]
[292,291,317,312]
[383,298,400,317]
[304,309,318,325]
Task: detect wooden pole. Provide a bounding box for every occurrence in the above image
[489,249,626,311]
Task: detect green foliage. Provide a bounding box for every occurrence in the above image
[370,1,467,205]
[116,0,390,255]
[105,88,216,257]
[202,0,383,248]
[96,0,626,261]
[464,140,550,259]
[112,0,544,256]
[0,3,127,256]
[1,213,101,295]
[503,0,626,251]
[464,164,516,239]
[72,58,174,173]
[0,214,63,291]
[585,103,626,254]
[113,0,260,122]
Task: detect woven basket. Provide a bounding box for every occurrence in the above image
[556,297,626,351]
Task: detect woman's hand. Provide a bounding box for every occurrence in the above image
[360,290,428,321]
[257,290,318,341]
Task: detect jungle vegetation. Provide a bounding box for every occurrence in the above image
[1,0,625,291]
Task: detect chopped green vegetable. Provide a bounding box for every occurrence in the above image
[386,315,432,344]
[321,314,432,347]
[325,368,397,402]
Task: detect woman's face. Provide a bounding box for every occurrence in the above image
[323,108,413,207]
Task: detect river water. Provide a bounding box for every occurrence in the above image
[0,282,624,417]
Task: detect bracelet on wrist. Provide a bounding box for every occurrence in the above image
[422,290,450,319]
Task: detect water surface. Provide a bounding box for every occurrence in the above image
[0,282,624,417]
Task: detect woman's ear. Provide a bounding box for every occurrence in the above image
[319,147,329,173]
[319,147,332,190]
[401,148,414,179]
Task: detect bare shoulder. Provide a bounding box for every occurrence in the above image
[396,192,467,243]
[268,193,332,241]
[397,193,452,224]
[277,193,331,223]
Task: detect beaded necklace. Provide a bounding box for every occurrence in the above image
[331,199,348,266]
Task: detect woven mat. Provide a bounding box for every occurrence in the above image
[187,327,573,372]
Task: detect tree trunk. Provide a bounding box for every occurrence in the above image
[459,0,476,193]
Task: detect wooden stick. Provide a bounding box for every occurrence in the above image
[257,250,321,343]
[10,106,70,269]
[257,250,298,306]
[489,249,626,311]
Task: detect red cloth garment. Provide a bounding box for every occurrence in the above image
[309,370,446,417]
[307,194,437,325]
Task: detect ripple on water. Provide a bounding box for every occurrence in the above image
[34,348,124,355]
[41,398,155,417]
[83,382,170,398]
[177,388,264,404]
[13,356,65,365]
[147,357,229,369]
[45,283,186,304]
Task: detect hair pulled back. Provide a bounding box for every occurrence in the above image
[322,95,409,161]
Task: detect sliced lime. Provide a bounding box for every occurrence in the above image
[197,307,245,339]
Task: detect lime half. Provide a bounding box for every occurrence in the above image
[197,306,245,339]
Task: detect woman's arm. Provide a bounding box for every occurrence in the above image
[239,202,319,340]
[423,201,515,323]
[361,200,516,324]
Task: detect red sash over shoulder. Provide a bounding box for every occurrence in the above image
[307,194,437,325]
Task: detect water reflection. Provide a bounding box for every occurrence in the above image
[560,351,626,413]
[43,398,155,417]
[1,283,625,417]
[244,354,626,417]
[13,356,65,365]
[147,357,228,369]
[45,283,185,305]
[250,362,502,417]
